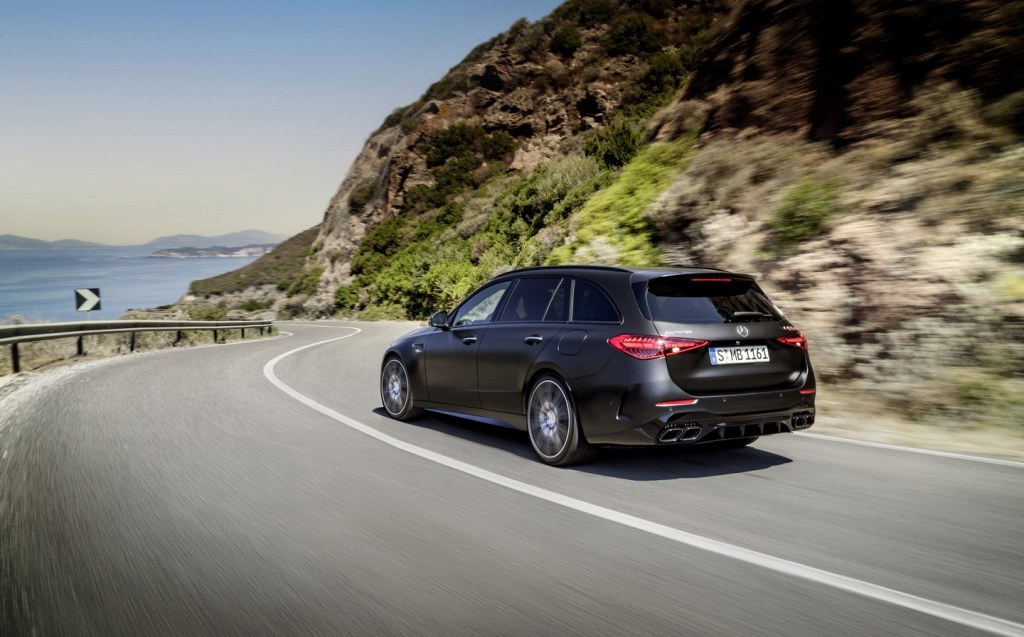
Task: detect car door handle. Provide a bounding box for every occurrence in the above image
[462,336,478,345]
[524,335,543,345]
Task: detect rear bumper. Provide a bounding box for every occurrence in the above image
[573,361,816,446]
[586,407,815,446]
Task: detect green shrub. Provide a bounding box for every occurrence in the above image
[287,264,323,296]
[335,284,360,313]
[404,123,516,214]
[379,106,410,131]
[340,154,611,319]
[768,174,842,251]
[350,215,411,275]
[189,305,227,321]
[357,304,409,321]
[605,13,664,58]
[239,299,272,312]
[678,11,712,37]
[481,130,516,162]
[549,25,582,57]
[549,136,698,266]
[423,71,473,102]
[512,22,547,60]
[585,116,646,168]
[640,50,688,96]
[561,0,616,26]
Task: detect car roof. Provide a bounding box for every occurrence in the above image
[496,264,750,282]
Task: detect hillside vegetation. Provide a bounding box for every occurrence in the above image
[183,0,1024,434]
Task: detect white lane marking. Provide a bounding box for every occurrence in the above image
[263,333,1024,637]
[795,432,1024,469]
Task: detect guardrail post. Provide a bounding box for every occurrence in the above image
[11,344,19,373]
[174,331,182,345]
[241,328,245,339]
[77,335,84,356]
[213,329,219,344]
[129,332,136,352]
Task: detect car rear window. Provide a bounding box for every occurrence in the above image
[644,276,784,324]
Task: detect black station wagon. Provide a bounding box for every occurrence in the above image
[380,265,816,465]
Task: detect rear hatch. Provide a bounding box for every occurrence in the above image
[638,274,808,394]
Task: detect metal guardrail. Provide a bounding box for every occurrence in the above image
[0,319,273,373]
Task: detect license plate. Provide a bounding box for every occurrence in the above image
[709,345,770,365]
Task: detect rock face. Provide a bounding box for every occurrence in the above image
[656,0,1024,146]
[298,14,692,315]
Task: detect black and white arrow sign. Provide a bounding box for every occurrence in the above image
[75,288,101,312]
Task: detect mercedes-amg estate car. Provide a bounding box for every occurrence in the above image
[380,265,815,465]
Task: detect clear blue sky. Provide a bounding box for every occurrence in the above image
[1,0,563,245]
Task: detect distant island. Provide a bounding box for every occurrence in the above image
[0,229,288,251]
[145,244,277,258]
[142,230,287,250]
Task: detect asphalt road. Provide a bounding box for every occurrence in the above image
[1,321,1022,636]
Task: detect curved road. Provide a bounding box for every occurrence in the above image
[1,322,1022,636]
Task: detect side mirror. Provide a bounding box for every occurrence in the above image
[428,311,450,330]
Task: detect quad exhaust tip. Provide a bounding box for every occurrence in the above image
[791,412,815,429]
[658,425,702,443]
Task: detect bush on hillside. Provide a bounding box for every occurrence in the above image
[548,136,698,266]
[549,25,582,57]
[585,116,646,167]
[605,13,664,58]
[404,124,515,214]
[553,0,617,27]
[768,174,842,251]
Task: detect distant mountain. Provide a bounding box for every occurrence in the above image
[0,234,109,250]
[143,230,287,250]
[1,229,287,251]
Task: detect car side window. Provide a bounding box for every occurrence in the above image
[572,279,620,323]
[544,279,569,322]
[451,282,511,327]
[499,277,563,323]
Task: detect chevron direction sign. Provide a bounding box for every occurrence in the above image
[75,288,101,312]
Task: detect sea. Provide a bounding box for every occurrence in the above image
[0,247,261,323]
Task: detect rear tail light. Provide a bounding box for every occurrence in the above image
[776,332,808,350]
[608,334,709,360]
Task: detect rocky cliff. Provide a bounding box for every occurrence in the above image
[185,0,1023,431]
[299,1,731,315]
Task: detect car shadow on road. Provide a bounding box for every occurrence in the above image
[576,445,793,481]
[372,409,793,480]
[372,408,539,460]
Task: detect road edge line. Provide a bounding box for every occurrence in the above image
[794,432,1024,469]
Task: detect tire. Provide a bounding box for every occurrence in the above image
[526,375,595,466]
[381,357,423,420]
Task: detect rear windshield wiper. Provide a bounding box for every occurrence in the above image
[729,311,773,322]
